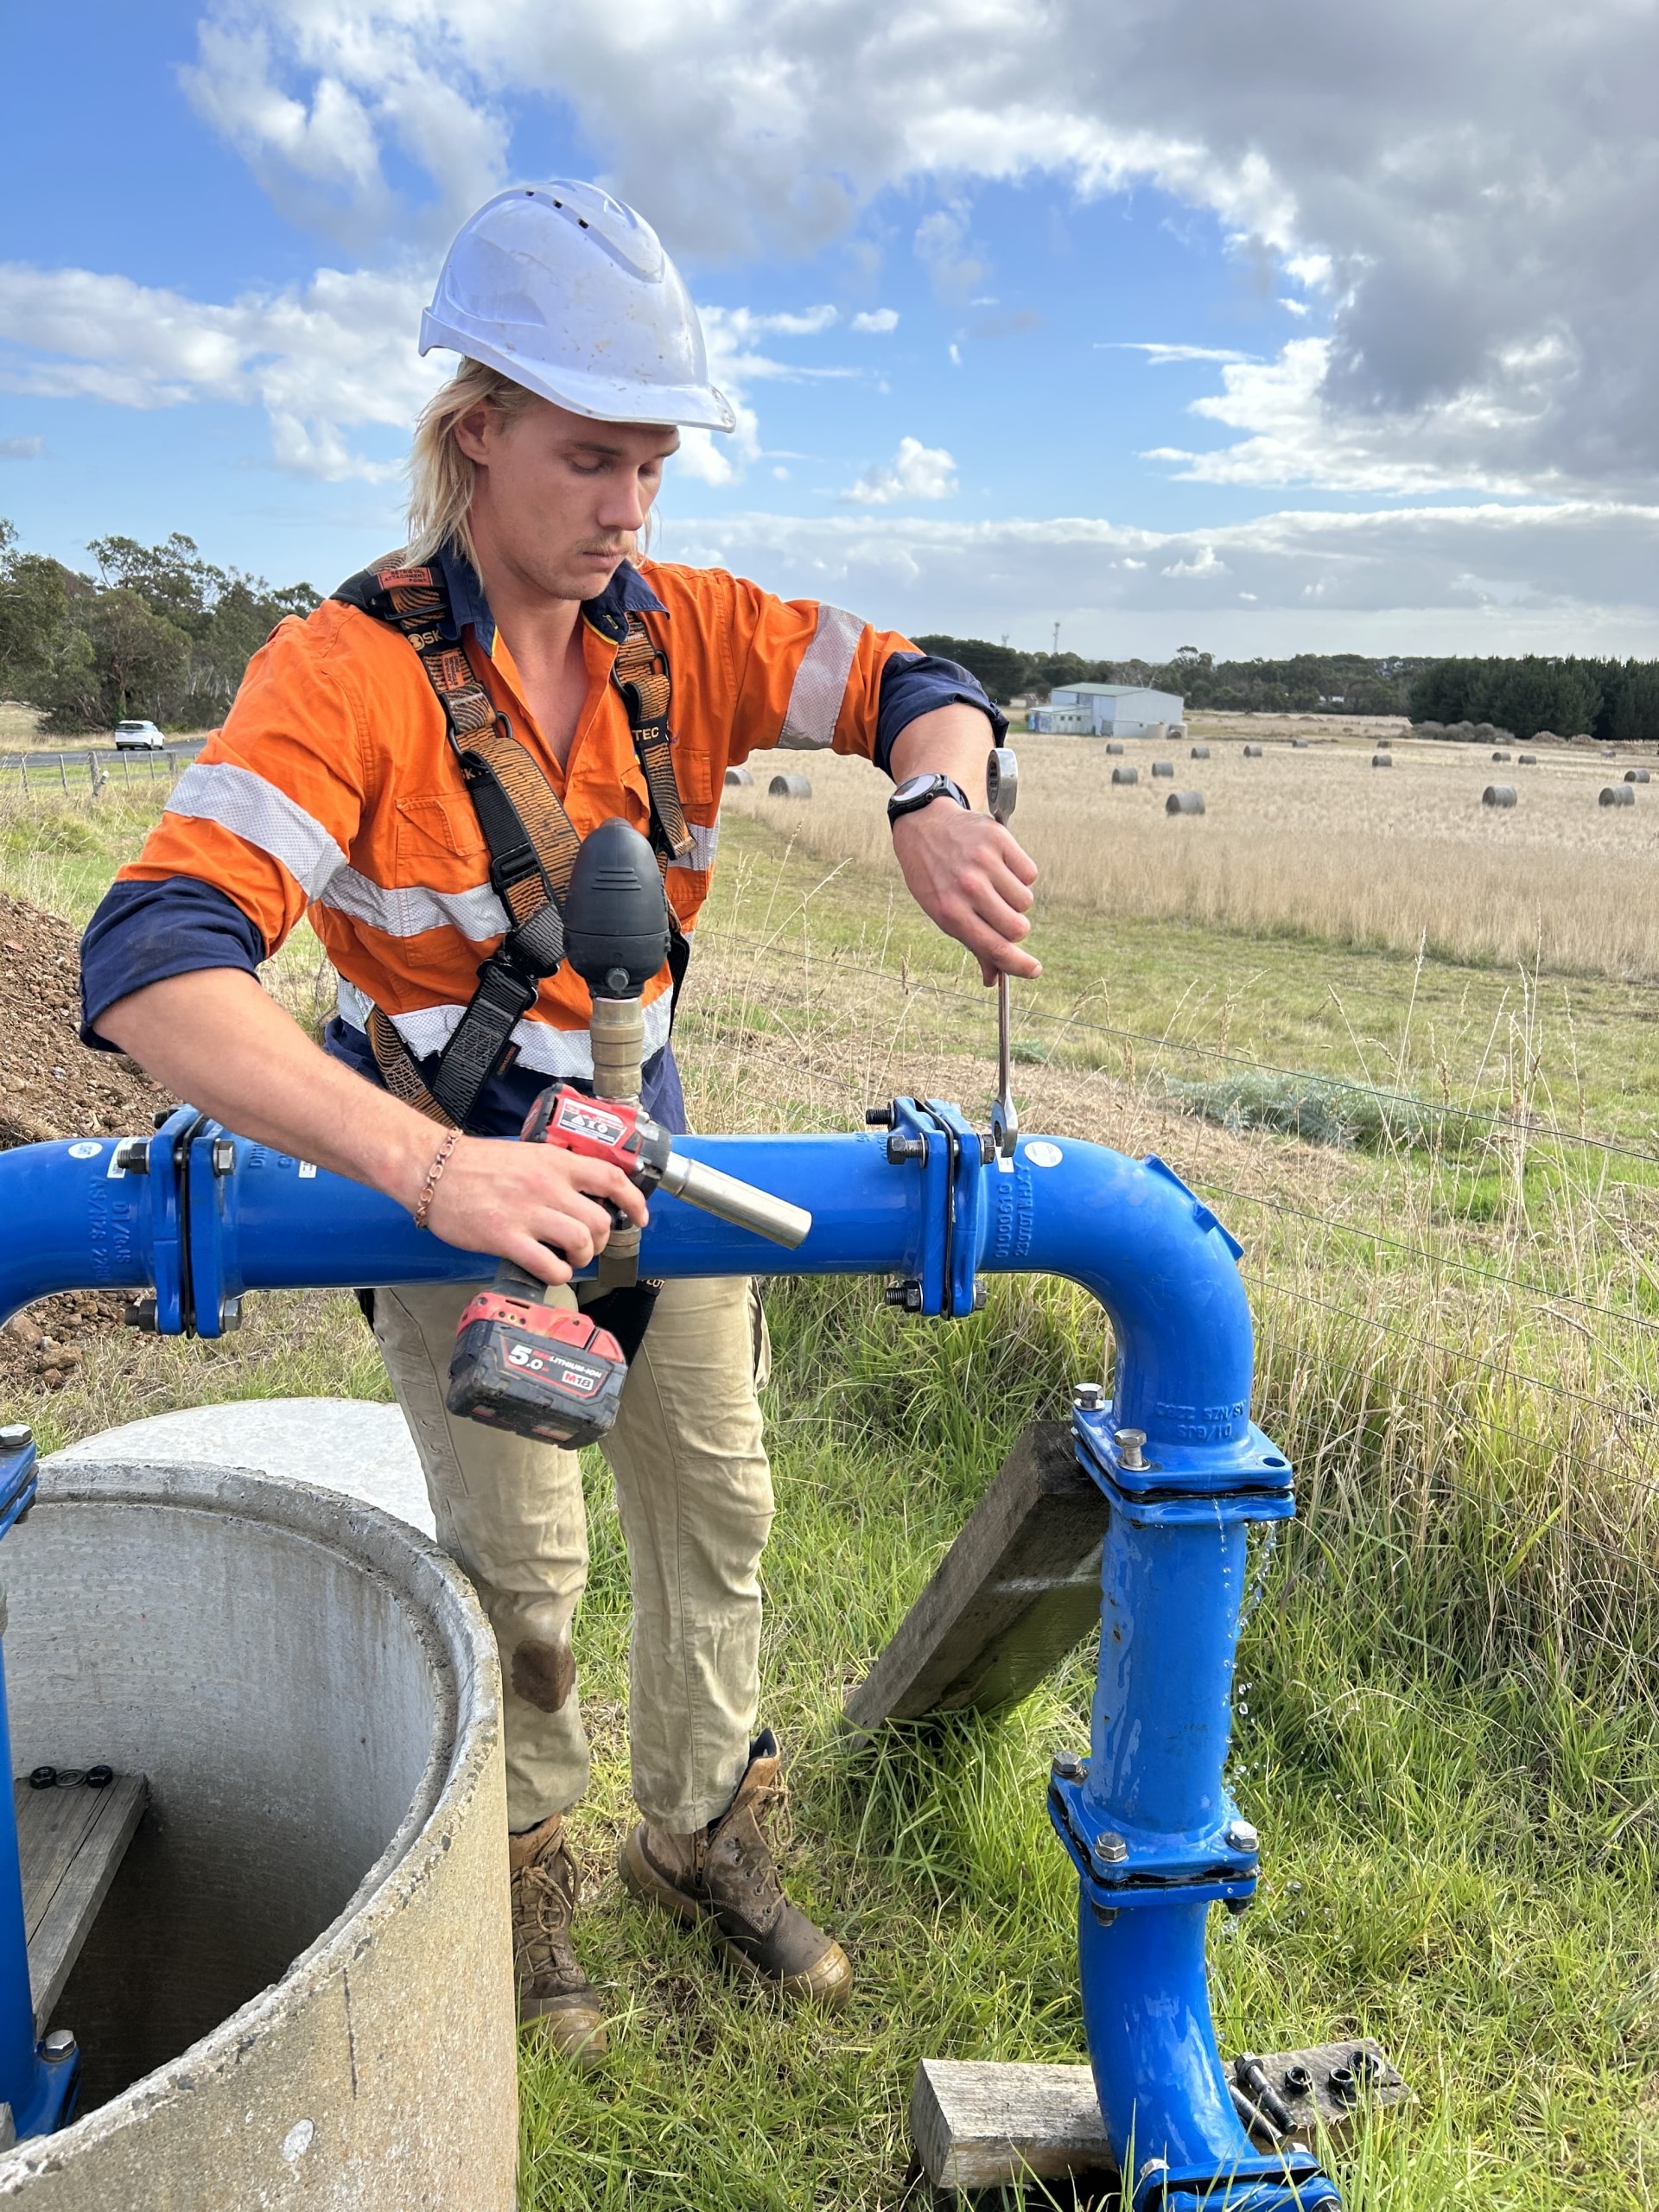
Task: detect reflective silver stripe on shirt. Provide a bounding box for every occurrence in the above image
[335,979,674,1083]
[669,821,719,871]
[777,603,863,751]
[166,761,346,901]
[318,868,510,942]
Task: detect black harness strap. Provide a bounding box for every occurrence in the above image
[333,560,694,1128]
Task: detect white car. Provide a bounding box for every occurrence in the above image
[112,720,167,751]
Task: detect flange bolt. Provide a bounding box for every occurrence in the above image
[0,1425,32,1452]
[1115,1427,1148,1471]
[1072,1382,1105,1412]
[1052,1753,1087,1783]
[1094,1831,1128,1866]
[1224,1818,1259,1853]
[210,1138,237,1177]
[886,1133,926,1164]
[114,1137,149,1174]
[152,1105,174,1130]
[864,1103,894,1128]
[883,1280,924,1312]
[218,1298,244,1333]
[42,2030,75,2061]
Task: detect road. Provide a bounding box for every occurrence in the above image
[0,741,207,776]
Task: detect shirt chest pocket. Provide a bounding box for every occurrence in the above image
[395,792,489,876]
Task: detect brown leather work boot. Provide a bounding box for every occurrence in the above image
[508,1815,607,2062]
[620,1731,852,2005]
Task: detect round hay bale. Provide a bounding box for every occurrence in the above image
[1491,749,1511,762]
[1167,724,1187,740]
[1189,744,1210,760]
[1626,767,1650,783]
[1152,760,1175,778]
[1483,785,1517,808]
[724,765,753,787]
[1243,744,1263,758]
[1105,741,1124,755]
[1166,791,1205,816]
[1601,783,1637,807]
[1517,753,1538,765]
[1371,753,1393,767]
[767,772,811,799]
[1291,738,1310,748]
[1111,766,1140,786]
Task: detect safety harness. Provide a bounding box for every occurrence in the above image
[332,558,694,1129]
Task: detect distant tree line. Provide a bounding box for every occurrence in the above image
[1403,656,1659,744]
[919,632,1659,744]
[916,637,1427,715]
[0,519,321,734]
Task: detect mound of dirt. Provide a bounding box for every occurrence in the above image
[0,892,171,1394]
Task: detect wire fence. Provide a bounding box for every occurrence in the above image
[4,745,203,797]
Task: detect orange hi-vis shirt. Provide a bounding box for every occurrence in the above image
[114,553,959,1091]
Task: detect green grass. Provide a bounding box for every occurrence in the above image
[9,781,1659,2204]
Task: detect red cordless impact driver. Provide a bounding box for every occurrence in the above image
[447,820,810,1447]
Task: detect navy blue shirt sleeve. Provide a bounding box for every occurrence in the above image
[874,652,1008,777]
[79,876,265,1050]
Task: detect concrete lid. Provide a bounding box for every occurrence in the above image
[46,1398,434,1536]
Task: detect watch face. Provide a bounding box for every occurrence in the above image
[893,775,936,803]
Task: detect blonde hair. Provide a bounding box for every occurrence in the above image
[405,358,654,575]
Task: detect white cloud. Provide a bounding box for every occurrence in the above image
[1109,343,1257,366]
[652,499,1659,658]
[851,309,899,334]
[842,437,958,506]
[175,0,1659,500]
[0,259,437,481]
[0,436,43,460]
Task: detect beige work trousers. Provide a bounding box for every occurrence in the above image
[370,1275,773,1834]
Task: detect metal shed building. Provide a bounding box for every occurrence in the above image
[1028,683,1185,737]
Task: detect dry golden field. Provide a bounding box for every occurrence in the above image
[726,731,1659,980]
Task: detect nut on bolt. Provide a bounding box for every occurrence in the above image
[210,1137,237,1177]
[1224,1818,1259,1853]
[883,1279,924,1313]
[113,1137,149,1174]
[886,1132,926,1164]
[1114,1427,1148,1471]
[1051,1753,1087,1783]
[0,1424,31,1452]
[1072,1381,1106,1412]
[42,2029,76,2061]
[1093,1831,1129,1866]
[864,1103,894,1128]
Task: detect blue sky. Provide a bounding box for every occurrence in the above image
[3,0,1656,658]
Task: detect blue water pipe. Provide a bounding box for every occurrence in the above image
[0,1101,1337,2202]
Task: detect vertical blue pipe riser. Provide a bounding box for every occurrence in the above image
[0,1119,1330,2192]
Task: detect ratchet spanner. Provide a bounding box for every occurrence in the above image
[986,745,1020,1162]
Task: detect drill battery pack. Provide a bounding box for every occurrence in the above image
[445,1292,628,1448]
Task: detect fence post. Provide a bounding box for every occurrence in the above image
[57,760,67,794]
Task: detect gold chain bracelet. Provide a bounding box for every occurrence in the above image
[412,1128,461,1230]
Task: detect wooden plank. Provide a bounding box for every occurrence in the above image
[15,1775,148,2035]
[845,1422,1109,1729]
[912,2041,1409,2196]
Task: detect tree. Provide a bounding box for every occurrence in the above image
[0,518,321,732]
[912,634,1031,702]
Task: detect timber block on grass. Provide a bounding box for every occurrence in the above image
[845,1421,1108,1729]
[15,1772,147,2036]
[911,2042,1408,2198]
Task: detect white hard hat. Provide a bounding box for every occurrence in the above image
[420,181,736,433]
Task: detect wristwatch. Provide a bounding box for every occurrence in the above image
[887,772,971,827]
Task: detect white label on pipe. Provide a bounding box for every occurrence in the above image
[1023,1141,1064,1167]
